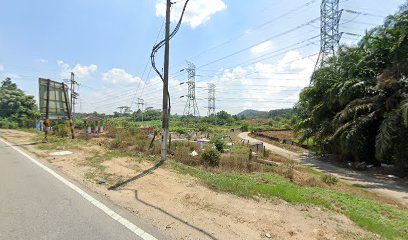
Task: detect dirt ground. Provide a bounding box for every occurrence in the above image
[0,129,379,240]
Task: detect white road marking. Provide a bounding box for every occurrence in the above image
[0,137,157,240]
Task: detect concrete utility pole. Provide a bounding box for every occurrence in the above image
[161,0,171,162]
[69,72,79,119]
[314,0,341,72]
[182,62,200,117]
[207,83,216,117]
[137,98,144,122]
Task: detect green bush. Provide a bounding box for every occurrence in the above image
[53,123,69,137]
[321,174,338,185]
[0,118,18,129]
[241,123,249,132]
[201,148,221,167]
[211,134,225,152]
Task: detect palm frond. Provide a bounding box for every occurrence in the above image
[375,110,400,161]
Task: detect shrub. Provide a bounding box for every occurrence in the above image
[174,144,201,166]
[197,124,209,132]
[109,138,122,149]
[0,118,18,129]
[278,162,295,181]
[321,174,338,185]
[211,134,225,152]
[53,123,69,137]
[201,148,221,167]
[241,123,249,132]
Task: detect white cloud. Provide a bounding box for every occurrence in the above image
[36,58,48,64]
[156,0,227,28]
[102,68,142,84]
[79,51,317,115]
[0,64,4,72]
[250,41,272,55]
[57,60,97,79]
[80,73,186,114]
[205,51,317,114]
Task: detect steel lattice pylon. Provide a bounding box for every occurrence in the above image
[314,0,341,71]
[183,62,200,117]
[207,83,215,116]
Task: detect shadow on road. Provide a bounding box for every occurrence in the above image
[120,188,218,240]
[107,159,165,190]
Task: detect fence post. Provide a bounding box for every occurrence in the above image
[149,130,157,149]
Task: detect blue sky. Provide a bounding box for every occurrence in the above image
[0,0,406,115]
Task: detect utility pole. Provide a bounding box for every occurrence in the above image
[182,61,200,117]
[207,83,216,117]
[137,98,144,122]
[69,72,79,119]
[161,0,171,162]
[313,0,341,73]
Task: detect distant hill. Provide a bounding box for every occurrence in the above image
[236,109,268,118]
[236,108,294,119]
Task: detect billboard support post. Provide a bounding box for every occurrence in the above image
[62,83,75,139]
[44,79,51,141]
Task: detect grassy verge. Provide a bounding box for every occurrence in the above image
[172,161,408,239]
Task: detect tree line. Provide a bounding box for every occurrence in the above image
[296,3,408,175]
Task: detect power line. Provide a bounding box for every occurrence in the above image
[170,0,319,70]
[196,17,319,70]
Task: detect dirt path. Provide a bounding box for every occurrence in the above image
[239,132,302,160]
[239,132,408,207]
[0,129,378,240]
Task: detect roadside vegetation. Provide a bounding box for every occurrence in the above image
[173,162,408,239]
[296,4,408,176]
[0,78,40,129]
[16,124,407,239]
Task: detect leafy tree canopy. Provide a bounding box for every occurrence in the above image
[0,78,40,128]
[296,3,408,175]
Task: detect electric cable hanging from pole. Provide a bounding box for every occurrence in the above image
[150,0,190,162]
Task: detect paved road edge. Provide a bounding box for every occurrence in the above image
[0,137,158,240]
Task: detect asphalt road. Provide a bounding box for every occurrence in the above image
[0,138,162,240]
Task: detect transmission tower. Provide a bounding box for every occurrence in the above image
[207,83,216,116]
[183,62,200,116]
[314,0,341,71]
[137,98,144,122]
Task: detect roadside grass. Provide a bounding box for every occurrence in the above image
[80,150,127,182]
[33,134,89,151]
[172,161,408,239]
[80,150,160,183]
